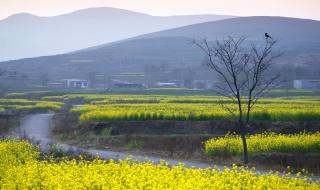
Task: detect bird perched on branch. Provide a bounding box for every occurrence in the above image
[265,33,273,39]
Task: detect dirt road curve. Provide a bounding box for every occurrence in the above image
[19,113,222,169]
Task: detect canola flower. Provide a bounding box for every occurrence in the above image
[71,100,320,123]
[51,94,320,122]
[15,94,318,122]
[1,140,320,189]
[15,101,64,111]
[0,98,64,113]
[205,132,320,156]
[43,94,320,105]
[0,140,39,176]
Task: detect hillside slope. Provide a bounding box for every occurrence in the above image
[1,16,320,81]
[0,7,233,61]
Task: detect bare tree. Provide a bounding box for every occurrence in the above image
[193,36,281,164]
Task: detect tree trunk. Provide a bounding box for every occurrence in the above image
[240,122,249,164]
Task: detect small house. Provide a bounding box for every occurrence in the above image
[65,79,89,88]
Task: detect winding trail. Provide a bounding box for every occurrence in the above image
[18,113,320,181]
[19,113,222,169]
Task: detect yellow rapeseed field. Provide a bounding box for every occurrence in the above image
[66,95,320,122]
[204,132,320,156]
[1,140,319,189]
[0,98,64,113]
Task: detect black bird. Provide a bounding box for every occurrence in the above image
[265,33,273,39]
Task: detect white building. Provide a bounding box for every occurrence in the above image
[156,82,178,88]
[65,79,89,88]
[293,80,320,89]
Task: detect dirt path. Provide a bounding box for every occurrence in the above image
[19,113,223,169]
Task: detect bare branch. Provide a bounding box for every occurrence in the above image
[193,36,282,164]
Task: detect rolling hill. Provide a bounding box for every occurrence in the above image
[1,16,320,82]
[133,16,320,43]
[0,7,233,61]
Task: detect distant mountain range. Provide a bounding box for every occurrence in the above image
[1,16,320,81]
[0,7,234,61]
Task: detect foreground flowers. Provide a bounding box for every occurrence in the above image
[0,140,319,189]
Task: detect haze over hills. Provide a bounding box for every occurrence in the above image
[1,16,320,82]
[0,7,234,61]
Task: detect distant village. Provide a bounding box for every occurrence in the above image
[1,69,320,91]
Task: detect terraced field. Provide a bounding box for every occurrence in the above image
[1,93,320,189]
[0,98,64,114]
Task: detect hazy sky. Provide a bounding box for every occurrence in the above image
[1,0,320,20]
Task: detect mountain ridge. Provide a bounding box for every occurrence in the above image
[0,7,234,61]
[1,16,319,81]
